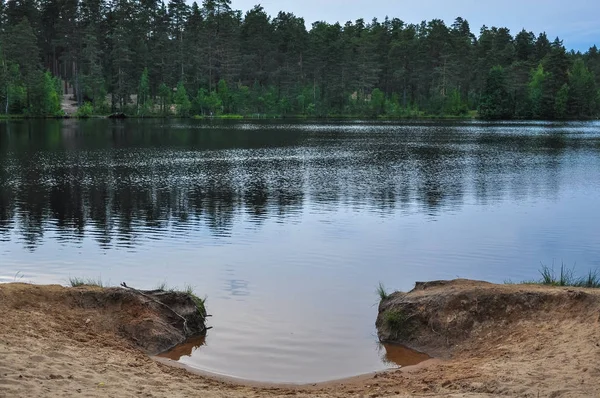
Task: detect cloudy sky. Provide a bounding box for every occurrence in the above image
[227,0,597,51]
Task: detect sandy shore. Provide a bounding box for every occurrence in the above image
[1,282,599,397]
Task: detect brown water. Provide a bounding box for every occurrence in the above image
[159,336,431,377]
[1,119,600,382]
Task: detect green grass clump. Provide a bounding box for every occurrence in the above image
[574,269,600,288]
[539,262,575,286]
[155,282,206,317]
[519,263,600,288]
[182,284,207,318]
[377,282,389,300]
[69,277,104,288]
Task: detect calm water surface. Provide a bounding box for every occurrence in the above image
[1,119,600,383]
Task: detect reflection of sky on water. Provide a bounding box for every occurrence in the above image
[223,279,250,298]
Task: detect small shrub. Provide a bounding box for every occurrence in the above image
[75,102,94,118]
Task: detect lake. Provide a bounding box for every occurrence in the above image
[1,119,600,383]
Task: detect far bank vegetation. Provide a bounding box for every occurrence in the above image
[1,1,600,120]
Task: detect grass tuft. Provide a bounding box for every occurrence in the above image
[155,282,206,317]
[156,281,176,291]
[377,282,389,300]
[517,262,600,289]
[69,277,104,288]
[183,284,207,318]
[574,269,600,288]
[538,262,576,286]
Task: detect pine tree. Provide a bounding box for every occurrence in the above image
[529,64,552,119]
[567,59,597,118]
[4,17,42,110]
[27,71,61,115]
[80,24,106,109]
[168,0,190,83]
[158,82,171,115]
[479,66,512,119]
[173,80,191,116]
[137,67,150,115]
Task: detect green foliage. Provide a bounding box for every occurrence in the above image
[193,88,222,115]
[479,66,512,119]
[528,64,552,119]
[80,27,106,108]
[27,71,62,116]
[1,62,26,114]
[443,89,469,116]
[158,83,171,115]
[554,83,569,119]
[173,80,191,116]
[137,68,151,116]
[75,102,94,118]
[0,3,599,119]
[217,79,230,113]
[369,88,385,117]
[567,59,597,118]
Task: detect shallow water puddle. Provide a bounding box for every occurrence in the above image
[380,343,431,367]
[158,336,207,360]
[159,335,431,382]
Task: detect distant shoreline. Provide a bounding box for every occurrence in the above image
[2,114,599,121]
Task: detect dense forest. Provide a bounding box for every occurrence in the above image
[1,0,600,119]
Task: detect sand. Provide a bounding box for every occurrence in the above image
[1,282,599,397]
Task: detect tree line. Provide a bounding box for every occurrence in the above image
[1,0,600,119]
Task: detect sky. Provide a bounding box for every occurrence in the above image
[227,0,598,52]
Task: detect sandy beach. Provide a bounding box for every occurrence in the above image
[1,282,599,397]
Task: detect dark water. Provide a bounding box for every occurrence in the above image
[1,119,600,383]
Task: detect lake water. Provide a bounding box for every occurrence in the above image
[1,119,600,383]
